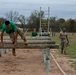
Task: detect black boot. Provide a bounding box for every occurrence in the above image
[61,47,63,54]
[61,49,63,54]
[64,50,67,55]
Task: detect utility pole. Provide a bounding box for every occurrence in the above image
[39,7,42,34]
[48,7,50,32]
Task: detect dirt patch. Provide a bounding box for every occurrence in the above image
[1,48,76,75]
[51,49,76,75]
[0,49,63,75]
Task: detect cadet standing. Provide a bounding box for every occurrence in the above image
[59,28,69,54]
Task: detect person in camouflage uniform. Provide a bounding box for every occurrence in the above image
[59,28,69,54]
[0,20,27,47]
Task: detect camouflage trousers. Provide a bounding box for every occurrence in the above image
[61,39,67,54]
[9,27,26,43]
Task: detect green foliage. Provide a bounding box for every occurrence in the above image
[50,17,60,32]
[61,20,70,29]
[69,19,76,32]
[57,18,65,29]
[27,10,44,31]
[50,17,57,27]
[58,18,65,24]
[71,61,76,70]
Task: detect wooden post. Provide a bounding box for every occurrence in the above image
[42,48,51,72]
[45,48,50,72]
[42,48,46,63]
[5,49,10,53]
[0,49,6,57]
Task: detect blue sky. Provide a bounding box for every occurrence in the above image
[0,0,76,19]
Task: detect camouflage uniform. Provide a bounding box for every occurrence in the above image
[9,27,26,43]
[60,32,68,54]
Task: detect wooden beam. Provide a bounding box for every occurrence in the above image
[0,36,59,49]
[3,36,51,40]
[3,40,55,44]
[0,43,59,49]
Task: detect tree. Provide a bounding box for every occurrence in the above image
[58,18,65,24]
[50,17,57,29]
[69,19,76,35]
[49,17,57,36]
[0,18,6,29]
[5,10,19,23]
[57,18,65,28]
[18,15,26,32]
[61,20,70,31]
[27,10,44,31]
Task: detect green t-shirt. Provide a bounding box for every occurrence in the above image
[1,21,17,34]
[32,32,38,37]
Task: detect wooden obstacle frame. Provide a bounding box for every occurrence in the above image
[0,36,59,72]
